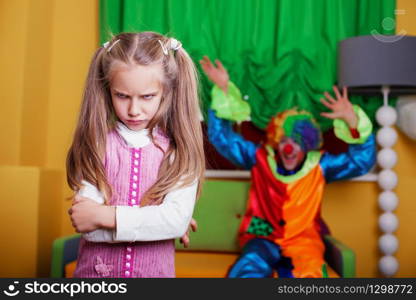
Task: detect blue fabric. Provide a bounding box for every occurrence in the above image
[207,109,259,169]
[320,134,376,183]
[228,238,293,278]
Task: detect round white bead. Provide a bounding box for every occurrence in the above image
[377,169,398,190]
[379,234,398,255]
[376,127,398,148]
[376,106,397,126]
[377,148,397,169]
[379,212,398,233]
[378,191,398,212]
[379,255,398,276]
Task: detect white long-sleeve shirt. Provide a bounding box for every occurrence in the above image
[80,123,197,243]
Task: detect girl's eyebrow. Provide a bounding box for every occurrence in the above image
[112,89,129,95]
[139,91,159,96]
[112,89,159,96]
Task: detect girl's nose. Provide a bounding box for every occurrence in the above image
[283,144,294,155]
[128,100,141,117]
[128,111,140,117]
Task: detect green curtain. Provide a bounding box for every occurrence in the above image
[99,0,395,130]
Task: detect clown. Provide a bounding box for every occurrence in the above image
[200,56,376,278]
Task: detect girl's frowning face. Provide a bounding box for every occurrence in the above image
[110,63,164,131]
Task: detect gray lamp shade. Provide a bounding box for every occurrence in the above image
[338,35,416,95]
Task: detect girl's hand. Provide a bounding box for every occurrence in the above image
[320,86,358,128]
[180,218,197,248]
[199,56,229,93]
[68,196,115,233]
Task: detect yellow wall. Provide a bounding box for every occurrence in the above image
[0,0,97,277]
[0,0,415,277]
[0,0,28,165]
[0,166,40,276]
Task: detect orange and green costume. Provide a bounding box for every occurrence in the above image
[208,83,375,278]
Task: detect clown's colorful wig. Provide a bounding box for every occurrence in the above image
[266,109,323,152]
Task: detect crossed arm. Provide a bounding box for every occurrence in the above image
[68,180,198,246]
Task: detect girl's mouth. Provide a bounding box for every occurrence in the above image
[127,120,145,125]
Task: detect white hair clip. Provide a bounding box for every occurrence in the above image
[158,40,169,55]
[170,38,182,51]
[103,39,120,52]
[158,38,182,56]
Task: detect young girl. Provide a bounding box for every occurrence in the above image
[66,32,205,278]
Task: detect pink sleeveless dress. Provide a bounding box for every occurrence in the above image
[74,129,175,278]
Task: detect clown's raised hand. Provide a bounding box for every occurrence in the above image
[199,56,229,93]
[320,86,358,128]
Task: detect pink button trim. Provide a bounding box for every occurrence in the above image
[129,148,141,207]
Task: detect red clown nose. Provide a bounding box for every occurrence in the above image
[283,144,294,155]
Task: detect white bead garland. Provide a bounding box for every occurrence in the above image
[376,86,399,277]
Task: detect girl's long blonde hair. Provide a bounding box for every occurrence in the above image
[66,32,205,206]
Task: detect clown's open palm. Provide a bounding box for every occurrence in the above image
[199,56,229,93]
[320,86,358,128]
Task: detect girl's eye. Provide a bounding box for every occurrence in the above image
[115,92,129,99]
[143,94,155,100]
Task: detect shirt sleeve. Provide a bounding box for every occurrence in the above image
[114,180,197,242]
[320,105,377,182]
[77,181,115,242]
[207,109,259,169]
